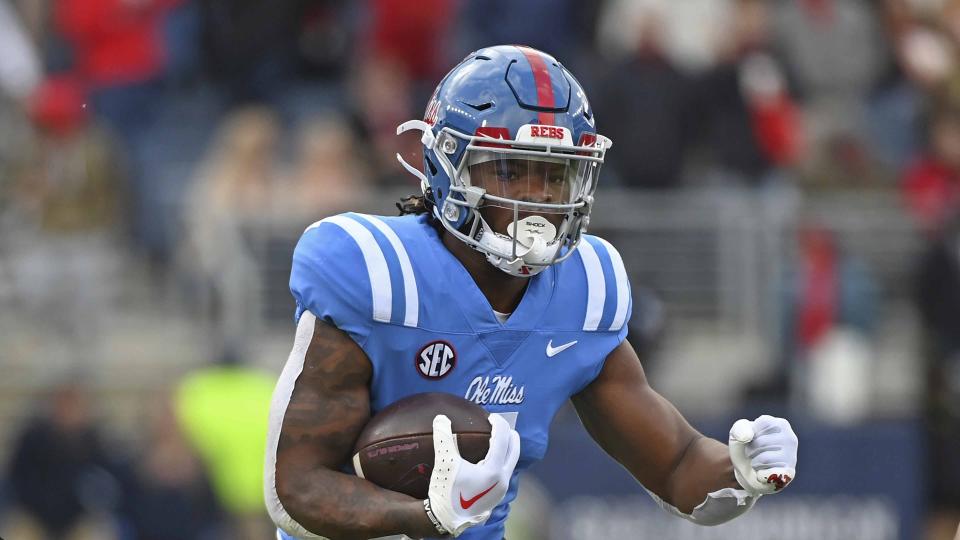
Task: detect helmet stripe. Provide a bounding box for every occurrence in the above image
[516,46,556,125]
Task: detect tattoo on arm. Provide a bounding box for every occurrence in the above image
[274,320,436,539]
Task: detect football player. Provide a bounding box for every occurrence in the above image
[265,45,798,539]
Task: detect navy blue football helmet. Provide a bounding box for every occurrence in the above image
[396,45,611,276]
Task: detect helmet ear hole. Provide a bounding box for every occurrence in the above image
[425,156,438,175]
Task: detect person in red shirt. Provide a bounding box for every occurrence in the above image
[902,104,960,236]
[54,0,180,89]
[53,0,182,260]
[354,0,458,183]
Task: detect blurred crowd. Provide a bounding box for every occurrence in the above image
[3,0,960,538]
[1,357,276,540]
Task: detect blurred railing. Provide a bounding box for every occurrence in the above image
[240,188,916,342]
[588,187,921,339]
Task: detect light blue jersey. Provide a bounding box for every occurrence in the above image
[280,212,630,540]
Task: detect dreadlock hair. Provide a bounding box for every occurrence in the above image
[396,188,436,218]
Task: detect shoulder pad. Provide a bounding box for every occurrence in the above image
[289,213,421,341]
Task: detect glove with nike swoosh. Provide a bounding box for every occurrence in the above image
[728,415,798,496]
[425,413,521,537]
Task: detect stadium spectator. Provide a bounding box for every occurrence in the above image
[128,395,225,540]
[693,0,803,184]
[915,213,960,539]
[276,2,357,123]
[53,0,177,107]
[197,0,318,105]
[177,106,282,348]
[53,0,180,261]
[596,0,734,71]
[765,225,878,417]
[459,0,599,78]
[592,7,692,188]
[174,349,276,540]
[902,102,960,236]
[771,0,889,144]
[4,75,122,361]
[866,2,950,171]
[352,0,458,184]
[0,1,38,213]
[0,0,41,103]
[297,1,357,82]
[0,1,41,191]
[286,114,372,218]
[596,0,803,187]
[770,0,899,190]
[781,226,878,359]
[3,381,134,539]
[916,213,960,382]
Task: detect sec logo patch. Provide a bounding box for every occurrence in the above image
[416,341,456,379]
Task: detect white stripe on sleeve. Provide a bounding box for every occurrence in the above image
[320,215,392,323]
[578,239,606,331]
[355,215,419,327]
[598,238,630,331]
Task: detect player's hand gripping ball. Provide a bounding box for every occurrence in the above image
[728,415,798,496]
[428,412,520,536]
[352,393,495,499]
[351,393,520,537]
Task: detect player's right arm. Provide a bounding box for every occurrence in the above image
[268,311,439,540]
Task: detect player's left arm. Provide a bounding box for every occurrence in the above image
[571,340,798,525]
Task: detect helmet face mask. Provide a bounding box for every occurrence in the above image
[395,45,612,277]
[468,155,580,210]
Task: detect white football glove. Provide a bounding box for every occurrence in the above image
[728,415,798,496]
[426,413,520,537]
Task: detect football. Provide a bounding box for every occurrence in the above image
[352,392,491,499]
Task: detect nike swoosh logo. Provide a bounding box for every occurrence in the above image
[546,339,578,357]
[460,481,498,510]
